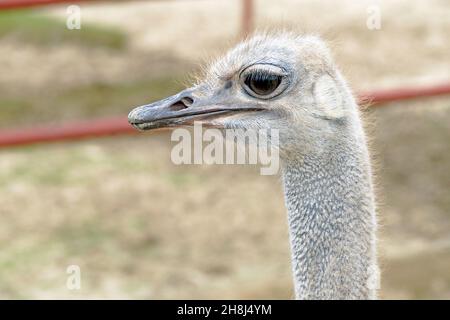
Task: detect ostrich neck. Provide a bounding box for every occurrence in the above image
[281,127,378,299]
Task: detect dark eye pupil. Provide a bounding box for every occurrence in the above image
[245,73,282,96]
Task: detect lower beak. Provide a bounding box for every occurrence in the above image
[128,87,263,131]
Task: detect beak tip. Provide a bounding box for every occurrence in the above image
[128,107,141,123]
[127,109,144,131]
[128,106,159,131]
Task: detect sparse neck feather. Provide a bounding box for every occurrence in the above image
[281,114,379,300]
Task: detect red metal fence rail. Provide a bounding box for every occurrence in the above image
[0,117,133,148]
[358,82,450,105]
[1,0,254,37]
[1,0,449,148]
[1,83,450,148]
[0,0,95,9]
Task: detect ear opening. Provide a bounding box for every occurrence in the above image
[313,74,346,120]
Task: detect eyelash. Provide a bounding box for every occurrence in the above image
[246,70,276,82]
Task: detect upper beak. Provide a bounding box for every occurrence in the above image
[128,86,263,131]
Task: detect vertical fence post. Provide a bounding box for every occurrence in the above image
[241,0,254,37]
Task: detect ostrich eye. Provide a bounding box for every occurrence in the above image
[244,72,282,96]
[240,64,288,99]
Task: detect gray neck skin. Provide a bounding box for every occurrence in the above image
[281,123,378,300]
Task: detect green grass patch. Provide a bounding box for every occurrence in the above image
[56,78,185,117]
[0,77,185,127]
[0,10,126,49]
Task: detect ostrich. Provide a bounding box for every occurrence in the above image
[128,33,379,300]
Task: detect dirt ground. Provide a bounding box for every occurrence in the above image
[0,0,449,299]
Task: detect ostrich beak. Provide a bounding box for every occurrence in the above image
[128,87,263,130]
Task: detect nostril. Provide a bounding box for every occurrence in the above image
[169,97,194,111]
[169,101,188,111]
[181,97,194,106]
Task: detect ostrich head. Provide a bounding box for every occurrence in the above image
[128,33,351,158]
[128,33,378,299]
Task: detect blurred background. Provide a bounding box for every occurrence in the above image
[0,0,449,299]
